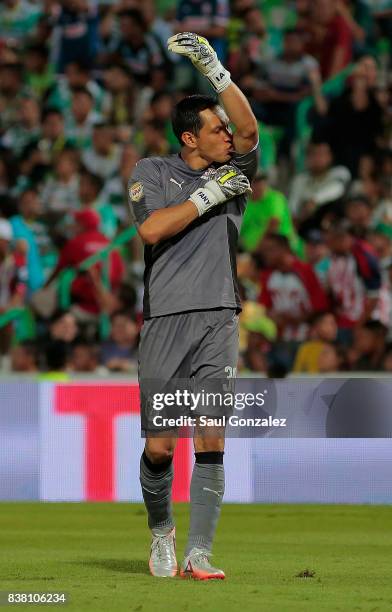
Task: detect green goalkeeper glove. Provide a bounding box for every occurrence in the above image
[190,165,252,217]
[167,32,232,94]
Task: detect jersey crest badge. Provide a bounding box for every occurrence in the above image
[129,181,144,202]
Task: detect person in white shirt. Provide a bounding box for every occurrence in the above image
[289,141,351,228]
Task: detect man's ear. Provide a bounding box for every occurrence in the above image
[181,131,197,149]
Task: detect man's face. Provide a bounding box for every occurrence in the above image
[325,231,352,254]
[193,108,234,164]
[20,191,41,218]
[71,92,92,122]
[316,314,337,342]
[346,201,371,228]
[313,0,336,24]
[11,346,35,372]
[307,144,332,175]
[283,33,303,60]
[260,238,284,268]
[120,16,144,45]
[43,113,64,140]
[93,127,112,154]
[51,314,78,343]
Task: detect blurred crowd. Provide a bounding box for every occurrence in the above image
[0,0,391,375]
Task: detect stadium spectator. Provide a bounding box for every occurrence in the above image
[305,0,354,80]
[50,0,100,73]
[0,218,27,354]
[244,28,318,155]
[114,9,167,89]
[313,65,385,176]
[48,309,79,345]
[175,0,229,61]
[45,209,124,320]
[24,43,55,102]
[78,169,117,238]
[69,340,99,373]
[1,97,41,159]
[288,141,351,229]
[0,0,42,46]
[65,87,101,149]
[303,229,331,288]
[100,310,138,372]
[369,225,392,269]
[40,148,80,216]
[293,311,338,373]
[0,63,26,134]
[240,171,301,255]
[48,59,110,121]
[317,341,344,373]
[258,233,328,367]
[41,339,69,379]
[81,122,122,180]
[346,320,388,370]
[324,221,383,342]
[10,189,47,293]
[10,340,39,373]
[0,218,26,307]
[102,64,136,131]
[100,143,140,225]
[344,195,373,239]
[141,119,174,157]
[38,109,70,165]
[227,0,265,80]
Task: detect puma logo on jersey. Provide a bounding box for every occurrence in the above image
[170,178,185,189]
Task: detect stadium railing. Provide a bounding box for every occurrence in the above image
[0,225,138,343]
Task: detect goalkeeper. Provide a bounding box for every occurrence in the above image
[128,33,259,580]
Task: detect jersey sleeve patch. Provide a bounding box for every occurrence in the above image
[129,181,144,202]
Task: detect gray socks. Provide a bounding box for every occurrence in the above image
[185,452,225,556]
[140,451,174,533]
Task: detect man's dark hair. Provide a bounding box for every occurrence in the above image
[172,95,218,146]
[363,320,388,336]
[308,311,332,327]
[263,233,291,251]
[110,309,135,323]
[66,59,91,74]
[41,107,63,123]
[49,309,71,326]
[71,86,93,100]
[80,168,104,194]
[118,8,146,30]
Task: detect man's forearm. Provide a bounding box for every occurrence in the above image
[219,82,258,152]
[138,201,199,245]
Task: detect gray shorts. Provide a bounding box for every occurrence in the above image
[138,308,239,431]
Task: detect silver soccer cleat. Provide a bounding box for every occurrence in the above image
[180,547,225,580]
[149,527,177,577]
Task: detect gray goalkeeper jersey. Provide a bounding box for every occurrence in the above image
[128,145,258,318]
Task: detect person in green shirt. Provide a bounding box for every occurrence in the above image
[240,171,303,256]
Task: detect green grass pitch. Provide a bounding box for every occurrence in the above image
[1,502,392,611]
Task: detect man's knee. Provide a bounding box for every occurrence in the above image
[193,429,225,453]
[145,438,176,464]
